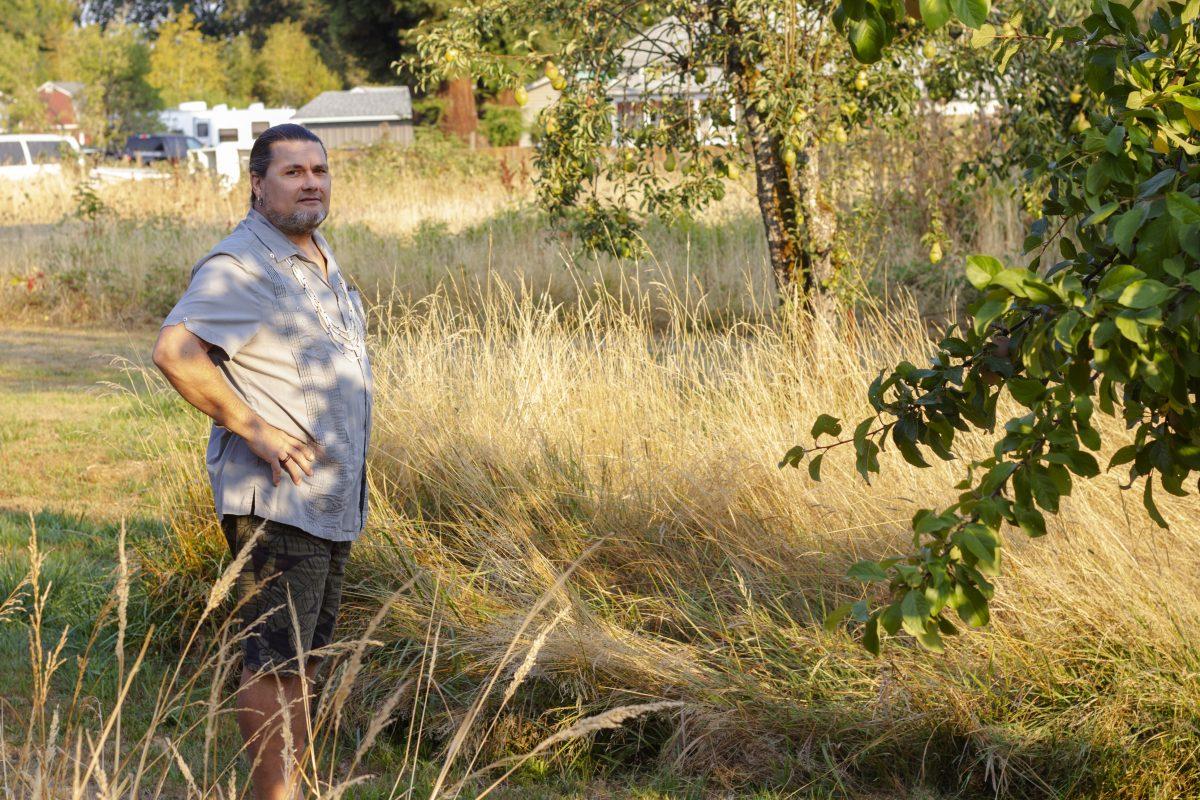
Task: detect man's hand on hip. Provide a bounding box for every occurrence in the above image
[245,419,316,486]
[153,323,317,486]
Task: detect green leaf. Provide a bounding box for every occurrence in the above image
[854,437,881,482]
[972,295,1010,336]
[950,0,990,28]
[848,13,886,63]
[778,444,806,469]
[847,560,888,582]
[1082,202,1120,227]
[1118,279,1172,308]
[1097,264,1146,298]
[810,413,842,439]
[970,23,996,47]
[1108,444,1138,469]
[824,602,855,633]
[951,582,990,627]
[1111,204,1148,255]
[1167,191,1200,225]
[808,453,824,481]
[862,614,880,655]
[1015,507,1047,537]
[1007,378,1045,407]
[965,254,1003,289]
[914,621,946,652]
[958,524,1000,576]
[919,0,953,28]
[901,589,932,636]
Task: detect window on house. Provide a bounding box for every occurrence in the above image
[195,121,209,138]
[0,142,25,165]
[251,121,269,137]
[218,128,238,142]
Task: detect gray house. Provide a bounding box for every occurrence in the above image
[292,86,414,148]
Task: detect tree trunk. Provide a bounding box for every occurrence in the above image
[728,83,836,306]
[439,76,479,145]
[741,99,805,298]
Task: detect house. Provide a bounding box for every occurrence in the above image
[37,81,87,144]
[292,86,414,148]
[159,101,296,148]
[518,17,736,147]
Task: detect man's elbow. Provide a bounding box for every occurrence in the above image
[152,324,193,374]
[151,332,173,373]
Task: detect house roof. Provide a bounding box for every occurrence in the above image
[523,18,719,101]
[38,81,84,97]
[293,86,413,123]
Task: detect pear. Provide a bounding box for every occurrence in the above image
[782,148,797,167]
[854,70,868,92]
[929,241,943,264]
[663,151,676,172]
[922,40,937,59]
[514,86,529,106]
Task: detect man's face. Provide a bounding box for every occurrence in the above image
[252,140,331,236]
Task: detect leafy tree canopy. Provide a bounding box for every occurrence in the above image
[782,0,1200,654]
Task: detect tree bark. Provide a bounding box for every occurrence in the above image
[741,99,805,298]
[724,48,836,305]
[439,76,479,144]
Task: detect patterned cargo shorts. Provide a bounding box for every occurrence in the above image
[220,514,352,676]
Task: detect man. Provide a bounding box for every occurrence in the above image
[152,123,372,800]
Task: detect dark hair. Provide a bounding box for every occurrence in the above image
[248,123,327,206]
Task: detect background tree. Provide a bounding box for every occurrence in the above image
[256,20,341,107]
[60,22,159,146]
[222,33,261,107]
[411,0,949,299]
[784,0,1200,654]
[147,8,225,107]
[0,0,75,129]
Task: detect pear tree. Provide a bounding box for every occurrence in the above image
[409,0,960,298]
[784,0,1200,653]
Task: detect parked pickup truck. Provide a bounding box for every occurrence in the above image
[120,133,204,165]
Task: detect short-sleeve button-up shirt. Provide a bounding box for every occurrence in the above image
[162,208,373,542]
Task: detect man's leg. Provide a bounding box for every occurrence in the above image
[222,515,337,800]
[237,660,319,800]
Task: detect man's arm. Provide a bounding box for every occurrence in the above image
[152,323,315,486]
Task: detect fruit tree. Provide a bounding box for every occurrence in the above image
[409,0,957,298]
[782,0,1200,653]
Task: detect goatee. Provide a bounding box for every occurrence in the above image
[258,196,327,235]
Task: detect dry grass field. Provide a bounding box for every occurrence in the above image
[2,130,1196,799]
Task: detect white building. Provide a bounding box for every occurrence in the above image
[159,101,295,148]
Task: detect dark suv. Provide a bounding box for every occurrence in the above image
[120,134,204,165]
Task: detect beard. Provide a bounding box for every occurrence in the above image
[257,191,328,235]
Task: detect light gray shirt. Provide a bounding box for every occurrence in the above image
[162,207,373,541]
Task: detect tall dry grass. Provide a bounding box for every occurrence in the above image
[124,272,1200,797]
[0,117,1014,329]
[2,514,678,799]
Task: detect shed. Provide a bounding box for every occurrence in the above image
[292,86,414,148]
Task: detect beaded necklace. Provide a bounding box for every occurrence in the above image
[282,254,366,362]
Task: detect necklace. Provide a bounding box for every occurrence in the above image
[283,255,366,362]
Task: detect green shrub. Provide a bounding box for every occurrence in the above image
[480,103,525,147]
